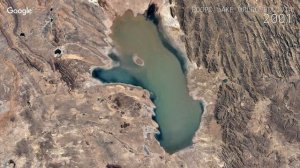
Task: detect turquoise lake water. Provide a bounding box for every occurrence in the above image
[93,11,202,153]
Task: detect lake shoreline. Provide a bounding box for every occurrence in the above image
[92,9,203,153]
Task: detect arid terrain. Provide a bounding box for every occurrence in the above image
[0,0,299,168]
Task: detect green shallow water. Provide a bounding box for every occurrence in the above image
[93,11,203,153]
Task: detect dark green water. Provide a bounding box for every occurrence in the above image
[93,11,202,153]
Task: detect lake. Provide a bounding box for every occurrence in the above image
[93,11,202,153]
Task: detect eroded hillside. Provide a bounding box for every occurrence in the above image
[175,0,300,167]
[0,0,299,167]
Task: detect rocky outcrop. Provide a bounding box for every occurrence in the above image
[175,0,300,167]
[0,0,164,167]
